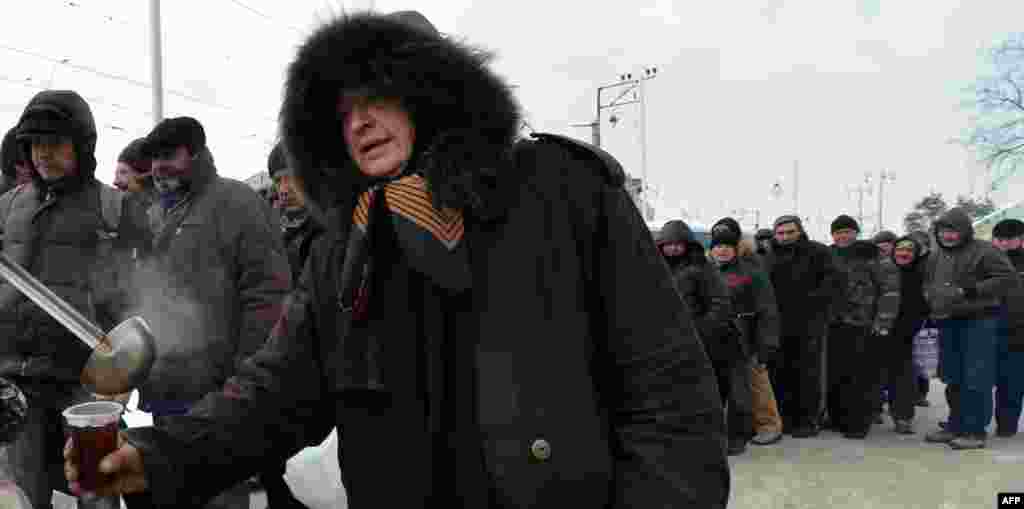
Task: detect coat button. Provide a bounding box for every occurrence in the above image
[530,439,551,462]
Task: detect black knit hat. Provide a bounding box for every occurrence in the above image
[267,143,290,178]
[993,219,1024,239]
[831,214,860,234]
[872,230,897,244]
[773,214,803,231]
[117,137,151,174]
[141,117,207,158]
[710,217,742,249]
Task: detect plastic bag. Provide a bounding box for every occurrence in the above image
[284,428,347,509]
[913,326,940,378]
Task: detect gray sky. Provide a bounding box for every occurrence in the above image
[1,0,1019,240]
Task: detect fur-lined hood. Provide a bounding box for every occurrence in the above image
[280,11,521,216]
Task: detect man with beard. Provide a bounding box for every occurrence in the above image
[119,117,291,509]
[887,235,931,434]
[824,215,900,439]
[711,217,782,449]
[658,219,740,454]
[65,11,728,508]
[923,208,1017,450]
[0,90,136,509]
[763,215,840,437]
[990,218,1024,437]
[268,143,323,284]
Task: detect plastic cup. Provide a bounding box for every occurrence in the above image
[62,401,124,493]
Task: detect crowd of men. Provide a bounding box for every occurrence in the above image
[0,8,1018,509]
[654,208,1024,456]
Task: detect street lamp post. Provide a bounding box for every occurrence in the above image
[149,0,165,125]
[876,170,896,233]
[848,172,873,228]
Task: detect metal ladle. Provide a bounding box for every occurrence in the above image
[0,252,156,395]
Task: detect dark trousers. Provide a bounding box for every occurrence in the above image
[826,323,880,434]
[938,317,1000,435]
[996,317,1024,433]
[883,329,919,422]
[770,330,824,429]
[714,357,754,440]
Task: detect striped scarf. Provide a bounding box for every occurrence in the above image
[353,173,464,249]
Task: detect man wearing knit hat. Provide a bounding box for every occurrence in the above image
[825,215,900,439]
[66,10,728,508]
[118,116,291,508]
[991,218,1024,437]
[762,214,840,437]
[711,217,783,448]
[268,142,323,286]
[873,230,898,259]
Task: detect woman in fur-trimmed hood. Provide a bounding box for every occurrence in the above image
[97,10,729,509]
[280,10,520,217]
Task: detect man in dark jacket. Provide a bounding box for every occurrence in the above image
[120,117,291,509]
[825,215,900,439]
[0,90,139,509]
[711,217,782,450]
[0,128,34,197]
[991,218,1024,437]
[888,235,931,434]
[763,214,840,437]
[659,219,739,453]
[907,229,935,405]
[268,143,323,284]
[755,228,773,257]
[65,11,729,508]
[873,230,898,259]
[923,208,1017,449]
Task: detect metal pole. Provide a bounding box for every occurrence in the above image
[594,86,602,148]
[877,171,885,233]
[638,78,649,220]
[793,160,800,215]
[150,0,165,125]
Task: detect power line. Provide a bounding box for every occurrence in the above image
[0,43,278,124]
[224,0,305,34]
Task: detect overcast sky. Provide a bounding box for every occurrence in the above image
[1,0,1019,239]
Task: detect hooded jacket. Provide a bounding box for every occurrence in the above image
[126,148,291,408]
[660,220,739,362]
[0,91,135,386]
[891,235,930,341]
[924,208,1017,320]
[122,12,728,509]
[830,240,900,331]
[764,222,841,338]
[998,247,1024,351]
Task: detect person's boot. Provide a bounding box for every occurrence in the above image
[893,419,915,435]
[790,422,820,438]
[751,430,783,445]
[925,428,957,443]
[950,433,987,450]
[996,421,1018,438]
[727,436,748,456]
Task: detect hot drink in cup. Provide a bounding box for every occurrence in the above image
[63,401,124,493]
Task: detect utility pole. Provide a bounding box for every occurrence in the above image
[876,170,896,234]
[848,172,873,227]
[149,0,165,125]
[793,160,800,216]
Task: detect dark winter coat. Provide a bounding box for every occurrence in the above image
[128,151,291,408]
[924,208,1018,320]
[717,256,780,355]
[891,235,930,342]
[1001,249,1024,351]
[764,233,841,339]
[123,12,728,509]
[0,91,140,388]
[280,211,324,283]
[660,220,741,363]
[831,240,900,332]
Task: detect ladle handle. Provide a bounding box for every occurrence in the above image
[0,252,104,348]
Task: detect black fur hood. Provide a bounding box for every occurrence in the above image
[279,11,521,215]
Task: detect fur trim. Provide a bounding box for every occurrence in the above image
[280,12,521,214]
